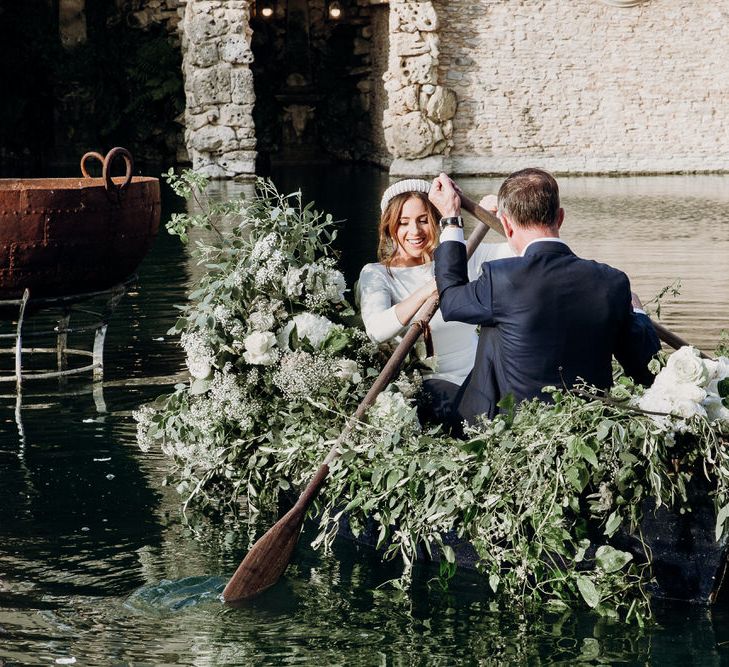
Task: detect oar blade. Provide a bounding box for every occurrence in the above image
[222,508,304,602]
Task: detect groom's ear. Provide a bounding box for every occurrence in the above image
[501,214,515,238]
[555,207,565,230]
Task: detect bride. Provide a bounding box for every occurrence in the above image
[356,178,513,424]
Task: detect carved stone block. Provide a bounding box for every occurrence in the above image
[221,35,253,64]
[399,54,436,85]
[426,86,457,122]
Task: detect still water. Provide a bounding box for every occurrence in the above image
[1,166,729,665]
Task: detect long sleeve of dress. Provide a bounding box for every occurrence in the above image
[356,264,405,343]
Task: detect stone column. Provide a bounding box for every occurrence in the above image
[179,0,257,178]
[383,1,457,175]
[59,0,87,49]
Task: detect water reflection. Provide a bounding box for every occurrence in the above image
[1,168,729,664]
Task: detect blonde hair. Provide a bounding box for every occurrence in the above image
[377,191,439,270]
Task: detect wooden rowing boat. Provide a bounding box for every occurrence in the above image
[0,148,160,299]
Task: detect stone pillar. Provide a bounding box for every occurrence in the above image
[383,1,457,175]
[59,0,87,49]
[179,0,257,178]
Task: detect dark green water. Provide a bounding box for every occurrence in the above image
[2,166,729,665]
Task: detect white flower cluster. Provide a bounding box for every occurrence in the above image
[209,371,262,430]
[272,350,333,400]
[393,370,424,399]
[278,312,341,350]
[181,331,215,379]
[335,358,362,384]
[638,346,729,428]
[368,390,421,442]
[303,260,347,309]
[134,405,157,453]
[250,233,278,261]
[249,309,276,332]
[242,331,278,366]
[282,260,347,311]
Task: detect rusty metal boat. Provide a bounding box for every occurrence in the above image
[0,148,160,299]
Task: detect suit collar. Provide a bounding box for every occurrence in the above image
[522,238,572,257]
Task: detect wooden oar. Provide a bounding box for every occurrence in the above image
[221,206,492,603]
[458,194,709,357]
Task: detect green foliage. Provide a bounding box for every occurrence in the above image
[137,173,729,626]
[643,279,681,319]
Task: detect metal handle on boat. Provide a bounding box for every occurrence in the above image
[102,147,134,201]
[80,147,134,202]
[80,151,105,178]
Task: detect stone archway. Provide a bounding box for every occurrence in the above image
[179,0,382,178]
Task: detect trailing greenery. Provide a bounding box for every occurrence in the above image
[136,173,729,625]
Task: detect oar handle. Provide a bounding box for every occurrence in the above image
[460,194,505,237]
[650,318,712,359]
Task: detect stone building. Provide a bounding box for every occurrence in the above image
[23,0,729,176]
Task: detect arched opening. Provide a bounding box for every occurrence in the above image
[0,0,184,176]
[248,0,379,169]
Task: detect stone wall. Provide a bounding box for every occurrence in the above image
[125,0,182,33]
[367,3,391,165]
[383,0,458,175]
[179,0,256,177]
[389,0,729,175]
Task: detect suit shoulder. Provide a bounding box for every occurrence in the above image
[579,257,630,283]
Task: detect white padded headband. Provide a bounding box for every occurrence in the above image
[380,178,432,213]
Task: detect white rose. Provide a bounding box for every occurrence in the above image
[664,346,711,387]
[335,359,361,383]
[710,356,729,381]
[668,397,707,420]
[278,312,338,350]
[187,356,212,379]
[242,331,277,366]
[705,395,729,423]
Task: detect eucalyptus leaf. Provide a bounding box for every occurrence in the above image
[576,576,600,608]
[595,545,633,573]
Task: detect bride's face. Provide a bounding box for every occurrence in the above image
[393,196,433,266]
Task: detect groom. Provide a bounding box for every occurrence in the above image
[429,168,660,425]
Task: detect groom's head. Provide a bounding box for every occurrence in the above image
[498,168,562,231]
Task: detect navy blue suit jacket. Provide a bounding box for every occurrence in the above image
[434,240,660,423]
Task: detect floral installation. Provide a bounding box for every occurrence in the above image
[136,171,729,625]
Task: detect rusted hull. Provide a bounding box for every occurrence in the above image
[0,175,160,298]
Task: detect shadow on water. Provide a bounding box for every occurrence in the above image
[0,165,728,664]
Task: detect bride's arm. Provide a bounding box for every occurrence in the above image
[356,265,436,342]
[393,277,437,327]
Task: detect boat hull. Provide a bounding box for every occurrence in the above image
[334,481,729,604]
[0,175,160,299]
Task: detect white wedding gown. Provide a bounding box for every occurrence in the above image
[356,241,513,386]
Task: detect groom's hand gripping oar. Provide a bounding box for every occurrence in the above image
[221,198,492,603]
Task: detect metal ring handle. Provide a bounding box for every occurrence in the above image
[80,151,105,178]
[101,147,134,199]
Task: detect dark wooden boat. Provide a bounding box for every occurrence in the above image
[334,476,729,604]
[0,148,160,299]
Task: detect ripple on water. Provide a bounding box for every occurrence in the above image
[124,576,226,614]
